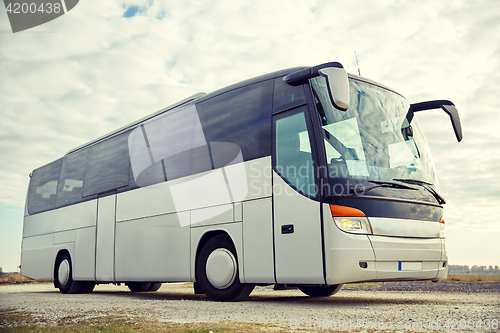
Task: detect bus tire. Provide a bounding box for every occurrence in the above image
[79,282,96,293]
[196,234,254,302]
[127,282,151,292]
[298,284,344,297]
[147,283,162,291]
[55,252,82,294]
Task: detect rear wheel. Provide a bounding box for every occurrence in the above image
[298,284,343,297]
[55,253,82,294]
[127,282,151,292]
[196,234,254,301]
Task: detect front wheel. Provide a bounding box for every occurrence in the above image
[196,235,254,301]
[55,253,82,294]
[79,282,96,293]
[298,284,344,297]
[147,283,162,291]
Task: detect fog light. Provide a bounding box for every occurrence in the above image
[359,262,368,269]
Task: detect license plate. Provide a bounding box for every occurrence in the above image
[398,262,423,271]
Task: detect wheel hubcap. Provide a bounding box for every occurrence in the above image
[206,248,237,289]
[58,259,70,286]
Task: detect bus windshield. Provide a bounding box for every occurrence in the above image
[311,76,439,198]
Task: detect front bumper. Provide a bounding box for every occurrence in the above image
[324,214,447,285]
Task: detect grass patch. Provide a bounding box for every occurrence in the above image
[0,309,283,333]
[447,274,500,282]
[0,274,35,285]
[0,309,34,328]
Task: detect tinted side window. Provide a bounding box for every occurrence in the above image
[127,163,139,190]
[83,132,130,197]
[128,104,213,187]
[196,79,273,162]
[28,158,62,214]
[274,107,316,197]
[56,149,89,207]
[273,78,306,113]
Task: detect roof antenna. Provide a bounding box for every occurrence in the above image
[355,51,361,76]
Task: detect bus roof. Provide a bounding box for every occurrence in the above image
[196,67,306,104]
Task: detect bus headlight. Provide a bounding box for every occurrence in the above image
[334,217,373,235]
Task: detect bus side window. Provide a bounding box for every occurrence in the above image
[27,158,63,214]
[273,78,306,113]
[128,104,213,187]
[56,149,89,208]
[196,79,273,164]
[83,131,130,197]
[275,107,316,197]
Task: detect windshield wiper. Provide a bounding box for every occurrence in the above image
[392,178,446,204]
[349,180,418,195]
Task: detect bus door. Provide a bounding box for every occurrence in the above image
[95,192,116,282]
[272,105,325,284]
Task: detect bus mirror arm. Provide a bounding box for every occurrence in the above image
[410,100,463,142]
[283,62,349,111]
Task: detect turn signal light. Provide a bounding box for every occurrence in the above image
[330,205,366,217]
[439,216,445,238]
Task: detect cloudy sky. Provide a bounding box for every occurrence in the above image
[1,0,499,272]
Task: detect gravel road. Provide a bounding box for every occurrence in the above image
[1,281,499,332]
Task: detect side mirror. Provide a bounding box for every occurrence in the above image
[318,67,349,111]
[283,62,350,111]
[411,100,463,142]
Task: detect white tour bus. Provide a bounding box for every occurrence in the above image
[21,62,463,301]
